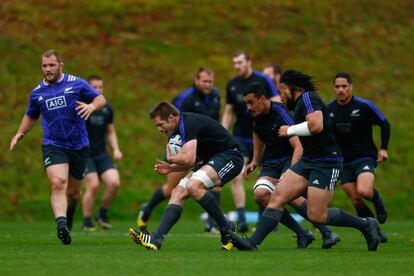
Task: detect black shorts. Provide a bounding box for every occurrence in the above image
[197,149,244,186]
[42,144,89,180]
[254,158,291,193]
[85,152,116,175]
[234,136,253,160]
[290,157,342,191]
[339,158,377,184]
[258,158,291,179]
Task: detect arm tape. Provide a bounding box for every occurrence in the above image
[287,121,312,136]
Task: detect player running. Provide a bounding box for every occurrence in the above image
[327,72,390,242]
[136,68,222,233]
[221,51,280,232]
[10,50,106,244]
[129,101,244,250]
[228,70,381,251]
[243,83,340,249]
[82,75,122,231]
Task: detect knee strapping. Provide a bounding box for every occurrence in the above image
[190,170,215,189]
[253,179,275,193]
[178,177,190,188]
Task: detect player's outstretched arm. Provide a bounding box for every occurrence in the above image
[10,115,37,151]
[107,124,122,160]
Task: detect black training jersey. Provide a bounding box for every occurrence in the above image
[226,71,278,138]
[293,91,341,160]
[172,86,221,121]
[252,102,294,163]
[86,104,114,157]
[327,96,390,163]
[176,112,239,161]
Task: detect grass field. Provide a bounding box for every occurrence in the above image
[1,219,413,276]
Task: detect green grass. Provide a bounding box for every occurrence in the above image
[1,0,414,219]
[1,220,413,275]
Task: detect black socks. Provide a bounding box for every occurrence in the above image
[153,204,183,246]
[296,201,332,237]
[327,208,368,232]
[250,208,283,246]
[198,191,230,231]
[142,187,166,221]
[56,216,67,229]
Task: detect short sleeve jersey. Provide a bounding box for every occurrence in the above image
[327,96,389,163]
[172,86,221,121]
[175,112,239,161]
[226,71,278,138]
[86,104,114,157]
[25,74,100,149]
[294,91,341,160]
[252,102,294,162]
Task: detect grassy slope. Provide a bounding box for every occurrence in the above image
[0,220,414,276]
[0,0,413,219]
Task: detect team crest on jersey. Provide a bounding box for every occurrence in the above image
[64,87,75,94]
[329,112,334,118]
[351,109,360,117]
[46,96,67,110]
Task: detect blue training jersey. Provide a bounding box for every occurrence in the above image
[26,74,100,150]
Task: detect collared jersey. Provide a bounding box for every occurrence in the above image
[26,74,100,149]
[327,96,390,163]
[252,102,294,163]
[172,86,221,121]
[293,91,341,160]
[226,71,279,138]
[86,104,114,157]
[175,112,239,161]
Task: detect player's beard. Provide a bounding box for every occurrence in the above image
[44,72,60,84]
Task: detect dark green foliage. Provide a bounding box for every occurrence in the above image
[1,0,413,220]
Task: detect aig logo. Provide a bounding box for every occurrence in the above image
[46,96,67,110]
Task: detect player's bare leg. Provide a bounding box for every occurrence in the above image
[47,164,71,244]
[96,168,120,229]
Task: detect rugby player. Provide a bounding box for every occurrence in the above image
[263,64,283,89]
[243,82,340,249]
[136,68,222,233]
[129,101,244,250]
[228,70,381,251]
[10,50,106,244]
[327,72,390,242]
[221,51,280,232]
[82,75,122,231]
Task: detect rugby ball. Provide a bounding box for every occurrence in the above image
[167,134,182,156]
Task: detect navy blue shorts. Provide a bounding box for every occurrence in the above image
[85,152,116,175]
[290,158,342,191]
[340,158,377,184]
[42,144,89,180]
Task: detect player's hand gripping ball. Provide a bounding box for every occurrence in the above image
[167,134,182,156]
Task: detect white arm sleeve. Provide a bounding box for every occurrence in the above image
[287,121,312,136]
